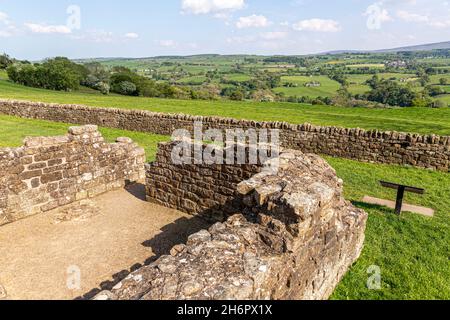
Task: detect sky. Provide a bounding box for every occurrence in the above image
[1,0,450,60]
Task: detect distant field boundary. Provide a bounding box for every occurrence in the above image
[0,99,449,172]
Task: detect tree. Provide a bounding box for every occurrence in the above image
[0,54,13,69]
[115,81,137,95]
[7,57,87,91]
[365,75,380,89]
[439,78,448,85]
[366,80,417,107]
[426,85,445,97]
[96,82,110,95]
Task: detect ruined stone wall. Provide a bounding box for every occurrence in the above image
[145,142,262,222]
[0,125,145,226]
[0,99,449,171]
[95,144,367,300]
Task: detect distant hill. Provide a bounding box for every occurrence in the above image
[375,41,450,53]
[322,41,450,55]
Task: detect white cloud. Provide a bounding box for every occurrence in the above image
[25,23,71,34]
[0,30,12,37]
[124,32,139,39]
[70,30,114,43]
[181,0,245,15]
[236,14,270,28]
[396,9,450,28]
[0,12,9,23]
[428,20,450,28]
[0,12,20,37]
[397,10,429,22]
[260,31,288,40]
[226,35,256,44]
[158,40,178,47]
[292,19,341,32]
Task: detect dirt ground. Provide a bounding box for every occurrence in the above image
[0,184,209,300]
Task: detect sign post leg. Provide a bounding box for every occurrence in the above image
[395,186,405,215]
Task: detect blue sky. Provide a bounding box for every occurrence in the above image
[1,0,450,60]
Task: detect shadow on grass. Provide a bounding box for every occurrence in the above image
[352,200,393,213]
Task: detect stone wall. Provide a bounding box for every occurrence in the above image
[145,142,263,222]
[0,125,145,226]
[94,143,368,300]
[0,99,449,171]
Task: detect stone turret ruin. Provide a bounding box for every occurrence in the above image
[94,142,368,300]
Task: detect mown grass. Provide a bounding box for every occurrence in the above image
[0,114,169,161]
[328,157,450,300]
[0,114,448,300]
[1,79,450,135]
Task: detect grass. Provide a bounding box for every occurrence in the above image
[346,64,385,69]
[1,79,450,136]
[0,114,169,161]
[224,74,252,82]
[274,75,341,98]
[347,73,417,85]
[328,157,450,300]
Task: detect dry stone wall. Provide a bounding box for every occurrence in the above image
[0,99,449,171]
[0,125,145,226]
[145,142,263,221]
[95,143,368,300]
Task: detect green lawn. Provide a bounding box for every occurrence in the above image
[329,157,450,300]
[0,114,448,300]
[1,78,450,136]
[0,114,169,161]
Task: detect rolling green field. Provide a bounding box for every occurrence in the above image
[223,74,252,82]
[1,78,450,135]
[0,114,448,300]
[347,73,417,84]
[346,63,386,69]
[274,75,341,97]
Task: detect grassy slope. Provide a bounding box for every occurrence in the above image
[328,157,450,300]
[0,114,448,300]
[274,75,341,97]
[1,79,450,135]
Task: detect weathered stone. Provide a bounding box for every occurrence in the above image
[0,126,145,226]
[104,142,368,301]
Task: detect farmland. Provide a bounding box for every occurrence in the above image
[1,78,450,135]
[73,53,450,106]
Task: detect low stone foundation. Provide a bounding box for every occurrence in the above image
[0,126,145,226]
[95,143,367,300]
